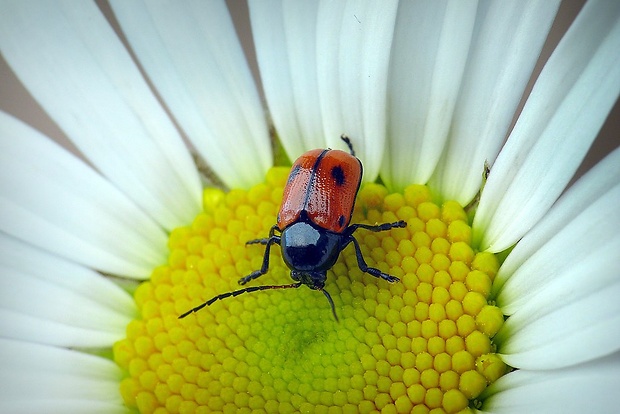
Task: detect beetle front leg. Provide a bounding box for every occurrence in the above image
[347,236,400,283]
[245,225,279,245]
[238,235,281,285]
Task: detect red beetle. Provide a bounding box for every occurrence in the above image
[180,136,405,320]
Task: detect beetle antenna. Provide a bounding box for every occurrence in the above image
[320,288,339,322]
[178,282,302,319]
[340,134,355,156]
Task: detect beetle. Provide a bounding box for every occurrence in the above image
[179,135,406,320]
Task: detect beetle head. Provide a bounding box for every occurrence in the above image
[291,270,338,321]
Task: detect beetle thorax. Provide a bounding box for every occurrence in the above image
[280,221,343,273]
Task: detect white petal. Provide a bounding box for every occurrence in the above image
[317,0,399,181]
[0,234,136,347]
[0,338,122,379]
[1,372,121,400]
[0,310,123,349]
[0,112,167,278]
[0,401,129,414]
[492,166,620,369]
[482,352,620,413]
[494,146,620,293]
[0,0,201,229]
[110,0,272,188]
[497,278,620,370]
[431,0,561,205]
[382,0,477,190]
[495,182,619,313]
[250,0,324,157]
[0,338,127,413]
[474,0,620,252]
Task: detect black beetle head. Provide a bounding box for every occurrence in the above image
[291,270,338,321]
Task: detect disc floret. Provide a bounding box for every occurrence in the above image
[114,167,506,413]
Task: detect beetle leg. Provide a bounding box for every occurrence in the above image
[347,236,400,283]
[246,238,270,245]
[340,134,355,156]
[344,220,406,237]
[238,235,281,285]
[246,225,279,245]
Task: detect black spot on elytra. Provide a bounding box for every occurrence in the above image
[338,215,346,228]
[331,165,345,186]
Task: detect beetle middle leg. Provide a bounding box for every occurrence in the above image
[345,220,406,237]
[347,236,400,283]
[239,233,281,285]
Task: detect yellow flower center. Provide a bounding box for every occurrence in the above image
[114,167,507,413]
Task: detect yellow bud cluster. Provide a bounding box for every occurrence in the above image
[114,168,506,413]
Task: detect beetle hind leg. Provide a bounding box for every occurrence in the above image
[238,235,281,285]
[348,236,400,283]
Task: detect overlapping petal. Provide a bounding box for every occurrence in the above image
[481,352,620,413]
[0,338,129,414]
[474,0,620,252]
[0,234,136,347]
[383,0,477,190]
[0,112,167,278]
[490,150,620,370]
[493,190,620,369]
[250,0,323,157]
[316,0,399,180]
[494,147,620,293]
[0,0,201,229]
[498,277,620,370]
[110,0,272,189]
[431,0,561,205]
[0,0,617,412]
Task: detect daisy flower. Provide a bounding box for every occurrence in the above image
[1,0,619,413]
